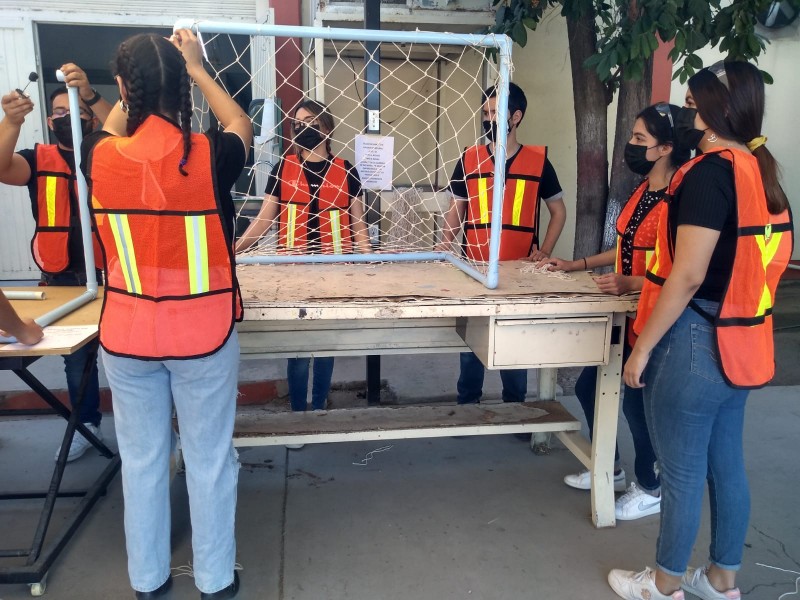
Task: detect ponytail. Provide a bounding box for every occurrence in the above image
[751,144,789,214]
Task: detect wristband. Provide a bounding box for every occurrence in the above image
[83,88,102,107]
[583,257,588,270]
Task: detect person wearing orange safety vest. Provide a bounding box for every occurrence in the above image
[609,62,793,600]
[541,103,689,522]
[83,31,251,599]
[0,64,112,463]
[236,100,370,425]
[439,82,567,407]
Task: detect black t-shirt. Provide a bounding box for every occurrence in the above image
[447,144,563,202]
[265,156,362,251]
[671,154,737,302]
[81,119,246,242]
[18,145,92,280]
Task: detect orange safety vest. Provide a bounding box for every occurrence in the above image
[614,180,663,346]
[31,144,102,274]
[635,148,793,388]
[463,144,546,261]
[277,154,353,254]
[88,115,242,360]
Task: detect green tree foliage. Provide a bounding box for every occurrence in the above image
[491,0,800,89]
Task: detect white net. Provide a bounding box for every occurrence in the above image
[187,23,513,281]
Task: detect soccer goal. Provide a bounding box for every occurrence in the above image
[174,18,513,289]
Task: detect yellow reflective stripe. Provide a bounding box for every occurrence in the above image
[478,178,489,224]
[645,249,655,271]
[185,215,209,295]
[512,180,526,226]
[46,177,58,227]
[108,214,141,294]
[614,235,622,273]
[754,231,783,316]
[286,204,297,248]
[329,210,343,254]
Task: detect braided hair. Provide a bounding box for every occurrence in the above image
[113,33,193,176]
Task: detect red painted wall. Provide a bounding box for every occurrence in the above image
[651,37,675,104]
[271,0,303,136]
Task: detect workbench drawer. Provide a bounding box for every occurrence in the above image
[492,316,610,368]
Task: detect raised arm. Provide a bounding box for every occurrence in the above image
[172,28,253,150]
[0,91,34,186]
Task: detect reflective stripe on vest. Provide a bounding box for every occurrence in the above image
[46,177,58,226]
[634,148,794,388]
[185,215,210,295]
[88,115,241,360]
[108,213,141,294]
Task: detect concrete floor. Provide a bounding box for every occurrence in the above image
[1,384,799,600]
[1,280,799,599]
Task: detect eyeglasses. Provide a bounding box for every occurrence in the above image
[291,116,318,127]
[52,107,92,119]
[654,102,674,135]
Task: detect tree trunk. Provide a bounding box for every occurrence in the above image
[566,13,609,261]
[602,59,654,253]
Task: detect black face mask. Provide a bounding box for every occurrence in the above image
[482,119,511,143]
[674,107,705,151]
[624,143,658,176]
[293,124,325,152]
[51,116,93,149]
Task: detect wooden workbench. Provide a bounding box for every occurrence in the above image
[234,261,637,528]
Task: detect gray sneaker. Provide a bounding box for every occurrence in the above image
[55,423,102,462]
[681,567,741,600]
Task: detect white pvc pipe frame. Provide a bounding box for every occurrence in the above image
[0,72,98,344]
[172,19,513,290]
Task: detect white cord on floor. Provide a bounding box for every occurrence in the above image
[352,445,393,466]
[756,563,800,599]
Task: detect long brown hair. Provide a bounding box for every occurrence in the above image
[290,99,335,157]
[688,61,788,214]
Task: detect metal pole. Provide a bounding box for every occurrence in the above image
[364,0,381,406]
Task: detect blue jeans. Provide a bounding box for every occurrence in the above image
[102,331,240,595]
[574,342,659,491]
[457,352,527,404]
[287,356,334,411]
[63,338,102,426]
[643,301,749,576]
[41,273,102,426]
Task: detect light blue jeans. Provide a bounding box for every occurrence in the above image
[643,301,750,576]
[102,331,240,595]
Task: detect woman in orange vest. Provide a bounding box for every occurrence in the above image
[608,62,792,600]
[83,30,251,600]
[237,100,369,426]
[541,103,688,521]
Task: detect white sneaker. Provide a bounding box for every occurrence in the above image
[55,423,102,462]
[285,444,305,450]
[681,566,741,599]
[608,567,685,600]
[615,482,662,520]
[564,468,626,492]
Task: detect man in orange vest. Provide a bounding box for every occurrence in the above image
[439,82,567,405]
[0,63,112,462]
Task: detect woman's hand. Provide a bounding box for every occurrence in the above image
[592,273,634,295]
[536,256,573,272]
[170,28,204,75]
[623,346,650,388]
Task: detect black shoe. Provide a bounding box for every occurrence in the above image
[200,572,240,600]
[135,576,173,599]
